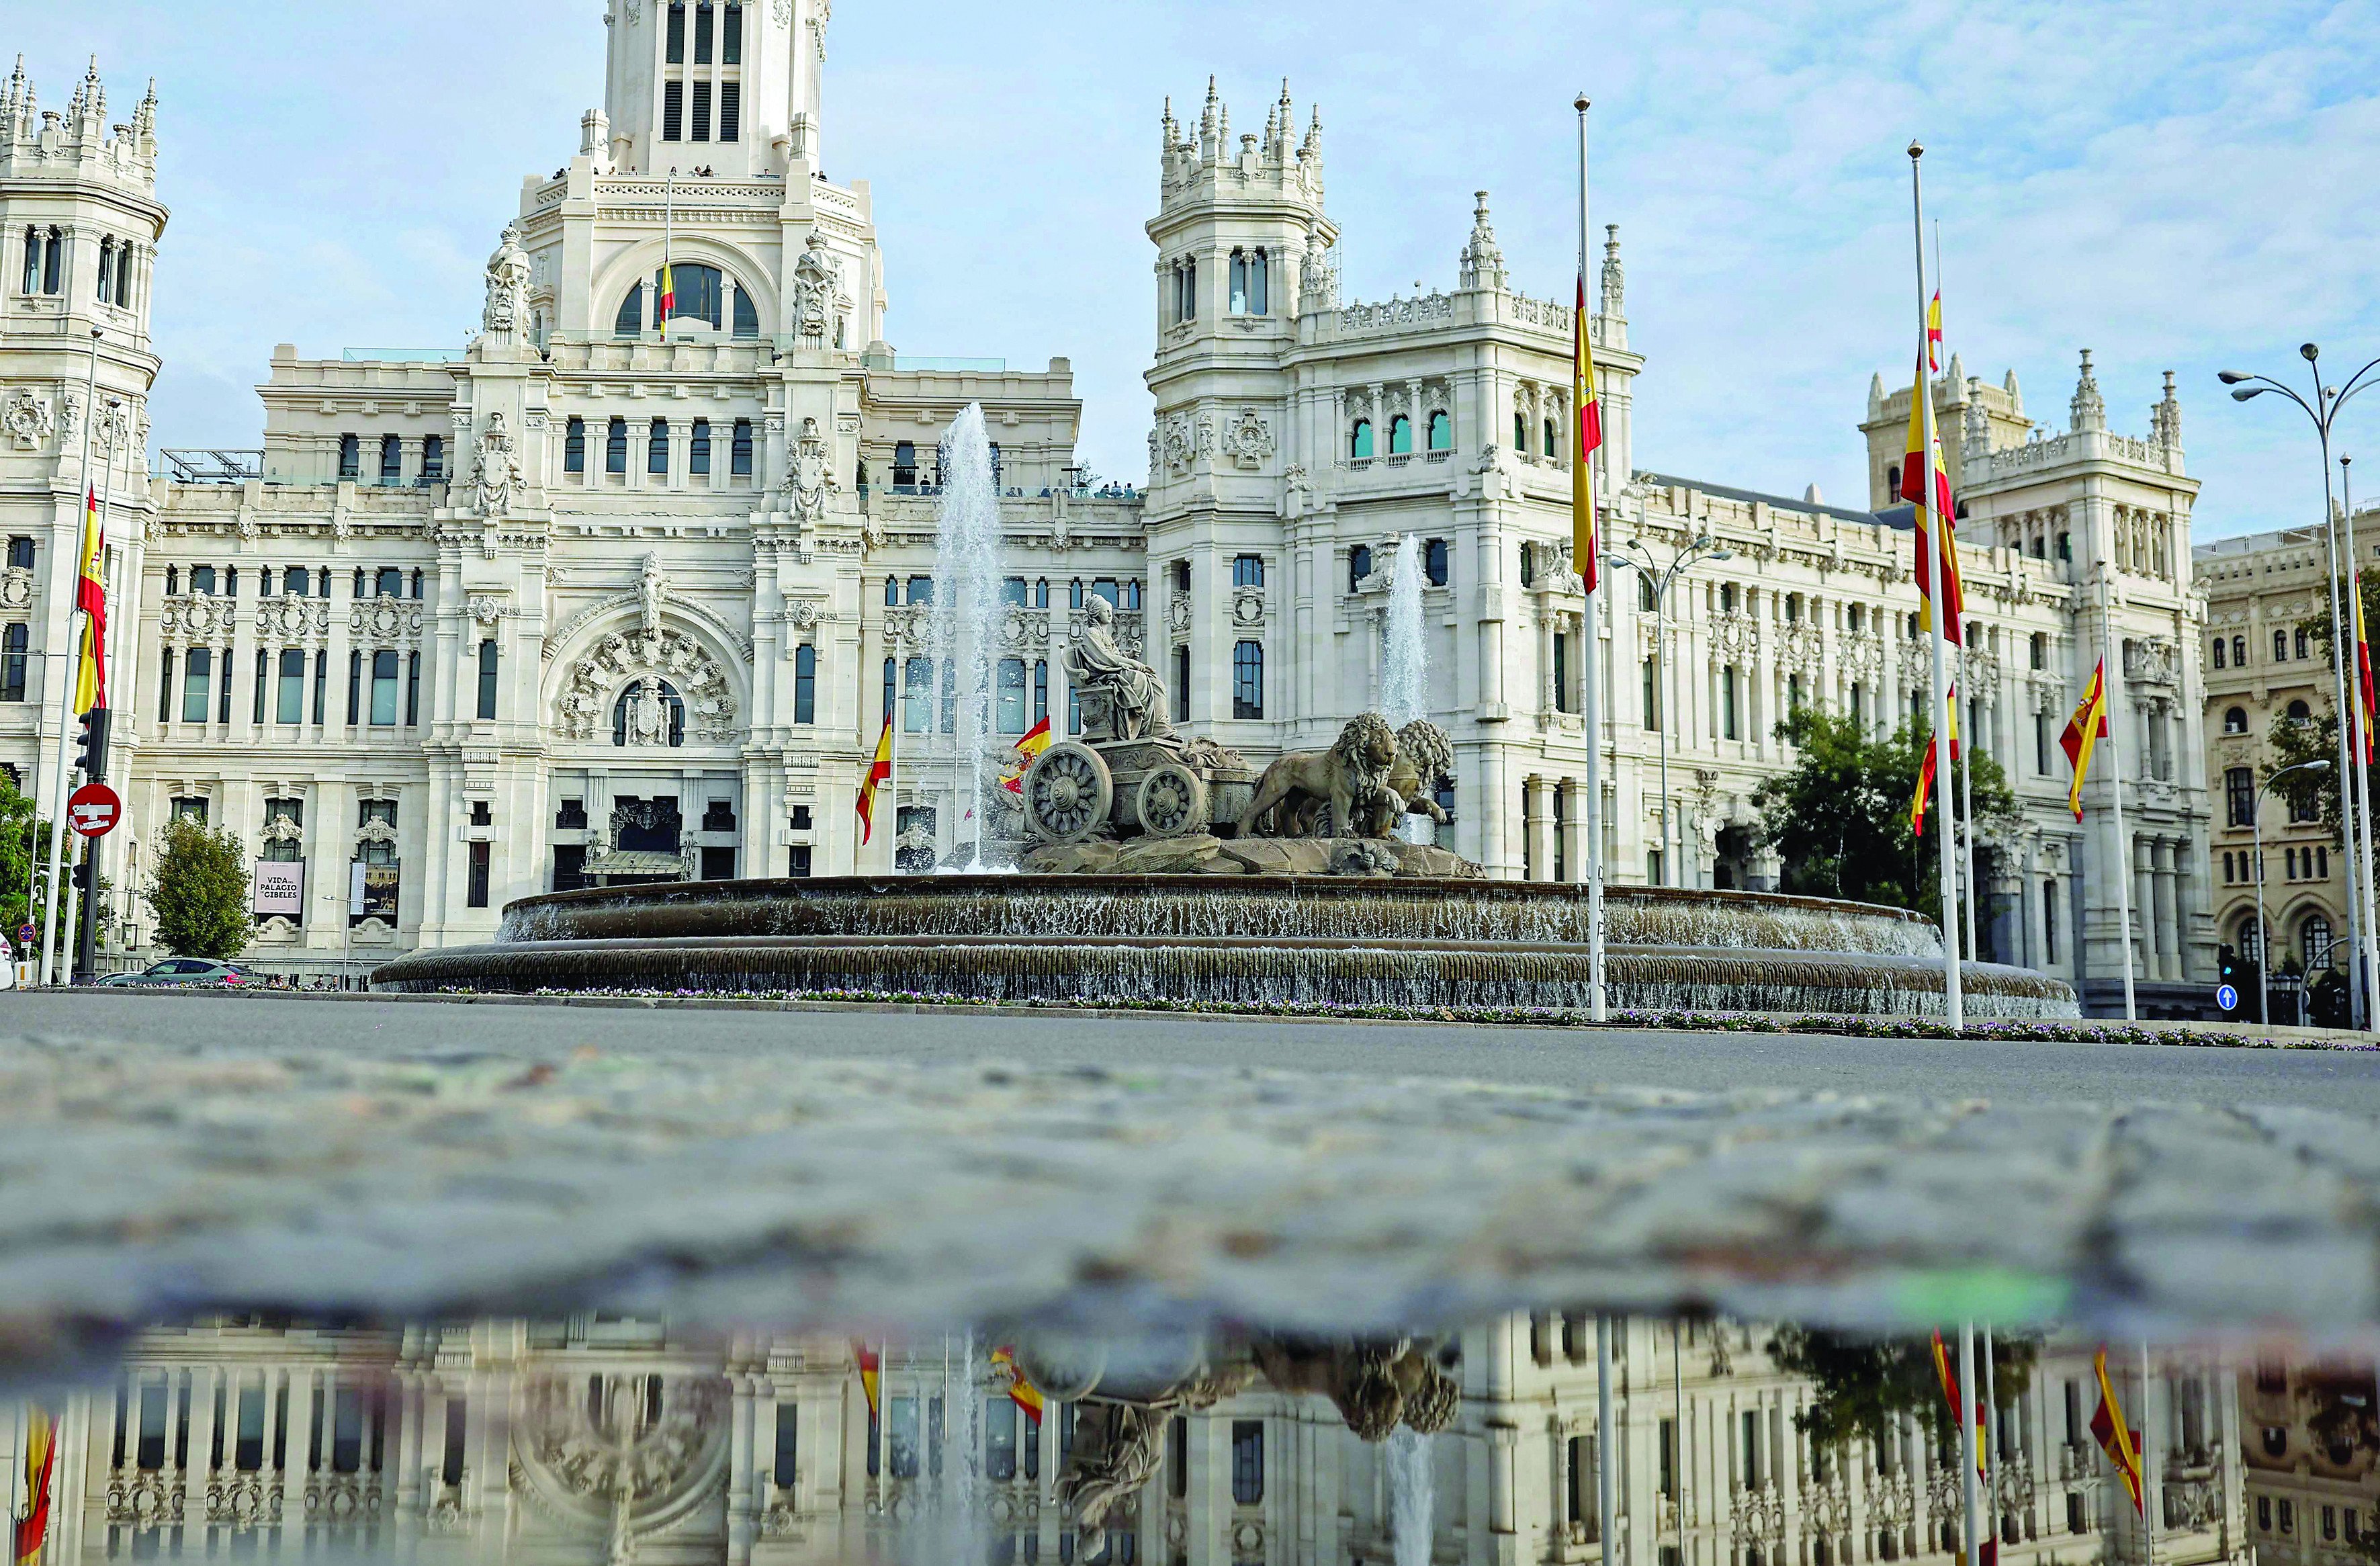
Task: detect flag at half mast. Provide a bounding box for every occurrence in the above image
[1902,361,1964,644]
[72,484,105,713]
[14,1405,54,1566]
[1910,686,1960,838]
[1573,273,1603,593]
[2356,584,2377,762]
[856,717,893,844]
[2088,1348,2144,1515]
[1927,288,1944,373]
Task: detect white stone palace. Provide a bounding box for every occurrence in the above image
[0,1315,2250,1566]
[0,3,2213,1011]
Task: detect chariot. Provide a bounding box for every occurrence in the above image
[1020,692,1254,843]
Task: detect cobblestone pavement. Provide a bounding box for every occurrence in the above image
[1,995,2377,1344]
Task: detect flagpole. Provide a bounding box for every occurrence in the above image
[2139,1342,2158,1566]
[73,402,116,986]
[1937,219,1978,960]
[661,171,673,341]
[1982,1322,1999,1562]
[1958,1322,1980,1566]
[2340,453,2377,1015]
[40,330,101,987]
[1910,144,1962,1027]
[2101,567,2139,1019]
[889,632,903,871]
[1577,94,1609,1023]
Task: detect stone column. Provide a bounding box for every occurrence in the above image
[1526,778,1554,883]
[282,1367,312,1531]
[187,1365,218,1512]
[1560,777,1585,885]
[2153,838,2180,982]
[2134,835,2157,986]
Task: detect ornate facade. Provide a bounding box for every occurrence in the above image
[0,9,2212,1010]
[3,1315,2247,1566]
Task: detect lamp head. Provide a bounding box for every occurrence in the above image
[2231,387,2265,402]
[2217,371,2249,385]
[1710,550,1736,563]
[2303,343,2322,363]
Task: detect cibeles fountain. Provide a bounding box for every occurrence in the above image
[373,410,2076,1020]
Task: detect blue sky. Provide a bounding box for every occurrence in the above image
[17,0,2380,538]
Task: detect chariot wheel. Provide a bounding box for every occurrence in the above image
[1024,740,1114,843]
[1134,763,1208,839]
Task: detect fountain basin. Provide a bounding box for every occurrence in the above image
[372,876,2078,1020]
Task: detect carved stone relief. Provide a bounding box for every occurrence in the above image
[5,388,54,449]
[556,625,736,743]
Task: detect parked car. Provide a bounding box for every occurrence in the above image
[99,959,251,988]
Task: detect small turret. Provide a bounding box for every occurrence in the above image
[1457,190,1505,292]
[1600,224,1624,318]
[2070,349,2105,433]
[2002,367,2022,417]
[1867,372,1886,421]
[1199,76,1219,163]
[2153,369,2183,467]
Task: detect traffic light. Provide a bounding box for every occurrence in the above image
[75,706,109,781]
[2217,943,2239,989]
[69,857,93,895]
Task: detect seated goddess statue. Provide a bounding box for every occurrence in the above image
[1064,595,1174,742]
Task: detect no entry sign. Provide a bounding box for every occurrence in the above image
[67,782,121,838]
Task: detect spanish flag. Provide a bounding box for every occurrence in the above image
[1573,273,1603,593]
[1928,1330,1986,1479]
[1902,362,1964,645]
[2060,660,2110,822]
[856,717,893,844]
[852,1342,881,1422]
[1926,288,1944,374]
[71,486,105,714]
[1001,715,1054,796]
[1910,686,1960,838]
[15,1406,54,1566]
[2355,586,2377,763]
[658,262,675,340]
[991,1346,1046,1427]
[2089,1348,2144,1516]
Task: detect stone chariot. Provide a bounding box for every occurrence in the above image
[1019,687,1255,843]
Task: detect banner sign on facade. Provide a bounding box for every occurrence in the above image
[252,861,304,918]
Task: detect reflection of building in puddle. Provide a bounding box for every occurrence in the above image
[2238,1358,2379,1566]
[0,1317,2262,1566]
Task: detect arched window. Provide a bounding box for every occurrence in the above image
[1389,415,1413,455]
[1514,410,1528,451]
[116,243,132,307]
[2212,637,2225,669]
[1425,537,1450,586]
[648,419,670,476]
[97,237,114,303]
[615,281,645,337]
[2276,629,2289,662]
[376,568,403,598]
[2238,913,2264,965]
[285,566,310,597]
[423,433,445,481]
[1229,249,1248,316]
[2296,627,2310,660]
[2288,699,2311,721]
[658,263,726,329]
[731,420,754,477]
[18,227,34,295]
[690,419,712,476]
[606,417,629,474]
[2232,636,2246,668]
[41,227,61,295]
[893,441,918,486]
[410,568,424,599]
[1348,544,1372,593]
[1886,464,1901,495]
[1249,248,1268,315]
[1427,410,1452,451]
[613,680,686,746]
[564,417,587,474]
[1542,417,1558,459]
[2224,706,2248,734]
[732,285,759,338]
[1350,420,1373,460]
[190,566,217,596]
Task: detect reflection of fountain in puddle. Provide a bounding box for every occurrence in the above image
[1389,1426,1435,1566]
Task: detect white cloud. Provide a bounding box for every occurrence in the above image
[20,0,2375,538]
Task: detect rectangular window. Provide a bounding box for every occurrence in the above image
[693,0,714,61]
[467,840,491,908]
[1567,1434,1589,1525]
[441,1398,466,1486]
[158,648,174,722]
[314,650,328,724]
[1552,633,1570,713]
[5,537,29,568]
[1743,1410,1762,1487]
[347,650,362,725]
[331,1388,363,1475]
[718,81,741,142]
[370,650,399,726]
[181,647,212,724]
[552,845,587,894]
[691,81,713,142]
[772,1403,797,1488]
[135,1381,167,1471]
[2225,767,2254,828]
[607,418,629,474]
[252,648,267,722]
[234,1381,264,1472]
[1233,640,1264,719]
[732,420,754,476]
[1659,1418,1677,1497]
[379,434,402,482]
[564,417,586,474]
[794,644,816,724]
[691,419,711,476]
[1722,666,1740,740]
[649,420,670,476]
[1229,1421,1264,1506]
[1174,644,1190,721]
[2043,878,2058,963]
[2,624,27,702]
[337,433,361,480]
[997,657,1027,734]
[663,81,685,142]
[1033,660,1048,725]
[1642,658,1659,731]
[904,657,932,733]
[478,640,498,720]
[787,844,811,877]
[1233,554,1264,588]
[701,846,736,880]
[406,651,421,726]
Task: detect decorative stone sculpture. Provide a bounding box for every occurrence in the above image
[481,222,532,340]
[471,411,521,517]
[623,678,670,746]
[5,388,52,450]
[1237,713,1399,839]
[784,416,830,521]
[1064,595,1173,742]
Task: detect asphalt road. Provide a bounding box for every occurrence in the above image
[7,990,2375,1113]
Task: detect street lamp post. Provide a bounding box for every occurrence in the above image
[2253,757,2332,1027]
[1609,532,1732,887]
[2223,347,2380,1031]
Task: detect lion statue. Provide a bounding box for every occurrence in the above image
[1057,1404,1163,1561]
[1237,713,1399,839]
[1266,717,1457,839]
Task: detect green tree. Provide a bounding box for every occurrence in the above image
[2266,568,2380,838]
[147,814,251,960]
[1754,707,2019,925]
[1767,1326,2037,1452]
[0,769,55,958]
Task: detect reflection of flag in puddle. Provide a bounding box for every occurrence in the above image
[991,1346,1045,1426]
